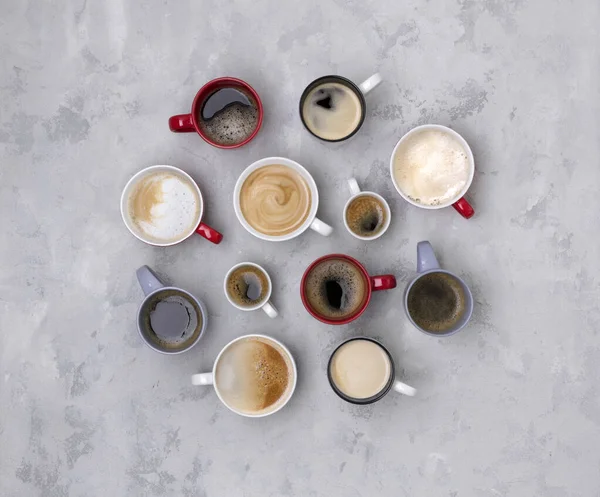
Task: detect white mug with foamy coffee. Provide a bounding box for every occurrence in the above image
[120,165,223,246]
[224,262,278,318]
[390,125,475,219]
[233,157,333,242]
[191,334,297,417]
[328,337,416,404]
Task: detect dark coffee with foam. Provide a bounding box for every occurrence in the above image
[303,258,368,320]
[407,272,467,333]
[345,194,387,238]
[226,264,270,308]
[197,87,259,146]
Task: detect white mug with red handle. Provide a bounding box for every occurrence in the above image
[389,124,475,219]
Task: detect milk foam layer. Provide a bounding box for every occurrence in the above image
[128,172,200,243]
[393,130,471,206]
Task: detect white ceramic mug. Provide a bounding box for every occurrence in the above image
[120,165,223,246]
[389,124,476,219]
[223,262,278,318]
[191,334,297,418]
[343,178,391,240]
[233,157,333,241]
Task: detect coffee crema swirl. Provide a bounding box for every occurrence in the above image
[240,165,312,237]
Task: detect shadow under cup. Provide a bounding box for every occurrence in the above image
[137,287,204,353]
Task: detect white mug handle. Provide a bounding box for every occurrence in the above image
[392,379,417,396]
[358,73,382,95]
[191,373,213,386]
[310,217,333,236]
[261,300,278,318]
[347,178,361,196]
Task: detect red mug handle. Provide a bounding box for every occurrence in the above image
[452,197,475,219]
[196,223,223,244]
[371,275,397,291]
[169,113,195,133]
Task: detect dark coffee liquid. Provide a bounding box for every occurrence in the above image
[150,300,190,338]
[304,259,368,320]
[227,265,269,307]
[345,195,387,238]
[197,87,259,146]
[407,272,466,333]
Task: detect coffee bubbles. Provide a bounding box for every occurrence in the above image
[226,264,270,308]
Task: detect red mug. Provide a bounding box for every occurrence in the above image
[301,254,397,325]
[169,77,263,149]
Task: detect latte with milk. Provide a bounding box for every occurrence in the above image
[239,164,312,237]
[127,171,200,243]
[392,129,471,206]
[215,336,294,415]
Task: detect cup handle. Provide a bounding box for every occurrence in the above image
[371,275,397,291]
[392,379,417,396]
[196,222,223,244]
[358,73,382,95]
[417,241,440,273]
[169,113,195,133]
[452,197,475,219]
[347,178,361,196]
[309,217,333,237]
[136,265,165,296]
[191,373,213,386]
[261,300,278,319]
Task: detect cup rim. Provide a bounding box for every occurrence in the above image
[298,75,367,143]
[191,77,264,149]
[233,157,320,242]
[211,334,298,418]
[403,269,474,337]
[120,165,204,247]
[300,253,372,325]
[327,337,396,404]
[137,286,208,354]
[223,262,273,311]
[389,124,475,209]
[343,191,391,241]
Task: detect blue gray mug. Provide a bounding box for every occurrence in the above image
[136,265,208,354]
[403,241,473,336]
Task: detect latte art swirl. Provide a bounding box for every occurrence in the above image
[240,165,312,237]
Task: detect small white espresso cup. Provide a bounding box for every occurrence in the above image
[223,262,278,318]
[120,165,223,246]
[233,157,333,242]
[191,334,297,418]
[343,178,391,240]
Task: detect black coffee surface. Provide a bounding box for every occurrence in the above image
[407,272,466,333]
[198,87,259,146]
[150,300,190,338]
[304,259,367,320]
[345,195,386,237]
[227,265,269,307]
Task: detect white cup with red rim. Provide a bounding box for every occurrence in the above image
[389,124,475,219]
[120,165,223,246]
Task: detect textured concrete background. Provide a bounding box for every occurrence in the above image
[1,0,600,495]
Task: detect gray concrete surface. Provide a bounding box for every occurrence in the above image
[1,0,600,495]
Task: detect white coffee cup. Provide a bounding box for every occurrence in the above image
[120,165,223,246]
[343,178,391,240]
[389,124,476,219]
[233,157,333,241]
[223,262,278,318]
[191,334,297,418]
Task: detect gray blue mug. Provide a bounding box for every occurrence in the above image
[403,241,473,336]
[136,265,208,354]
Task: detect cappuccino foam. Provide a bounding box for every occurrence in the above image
[215,337,292,415]
[393,129,471,206]
[128,172,200,243]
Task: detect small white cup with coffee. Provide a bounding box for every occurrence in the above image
[224,262,278,318]
[191,334,297,417]
[343,178,391,240]
[121,165,223,246]
[390,125,475,219]
[233,157,333,241]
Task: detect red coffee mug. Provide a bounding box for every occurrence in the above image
[169,77,263,149]
[301,254,397,325]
